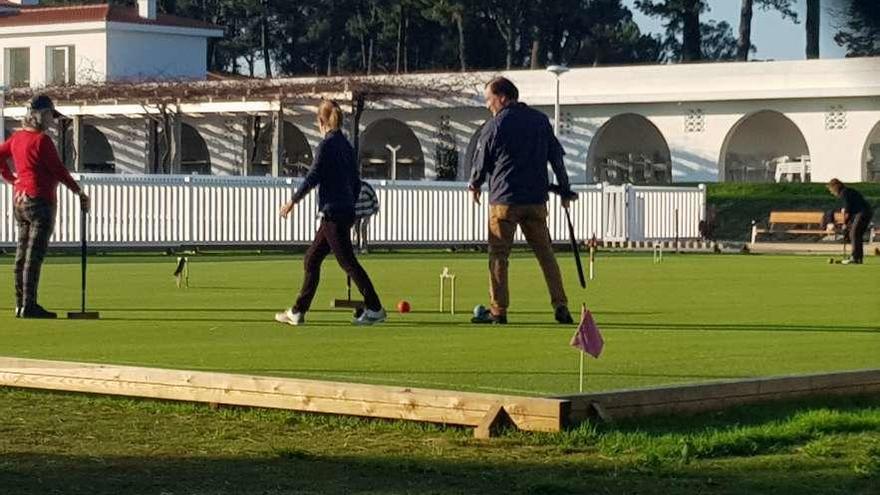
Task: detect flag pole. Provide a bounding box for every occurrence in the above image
[579,351,584,393]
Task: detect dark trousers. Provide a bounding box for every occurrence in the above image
[849,211,872,263]
[14,197,56,309]
[293,214,382,312]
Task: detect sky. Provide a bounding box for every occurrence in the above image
[623,0,849,60]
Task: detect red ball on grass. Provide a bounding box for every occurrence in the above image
[397,300,411,314]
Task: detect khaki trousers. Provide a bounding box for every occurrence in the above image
[488,204,567,315]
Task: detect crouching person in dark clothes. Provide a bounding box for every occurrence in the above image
[276,100,386,326]
[0,95,90,319]
[827,178,874,265]
[468,77,576,325]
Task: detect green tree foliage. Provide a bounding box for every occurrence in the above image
[37,0,814,75]
[833,0,880,57]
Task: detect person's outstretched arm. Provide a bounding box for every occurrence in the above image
[42,135,89,211]
[547,120,572,194]
[0,138,16,185]
[281,140,326,218]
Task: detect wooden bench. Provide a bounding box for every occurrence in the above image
[751,211,844,244]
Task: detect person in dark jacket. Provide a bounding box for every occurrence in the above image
[0,94,90,319]
[468,77,576,325]
[276,100,385,326]
[827,178,874,264]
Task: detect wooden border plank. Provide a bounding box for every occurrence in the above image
[560,369,880,423]
[0,358,568,433]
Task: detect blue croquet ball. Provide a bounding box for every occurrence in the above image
[473,304,488,318]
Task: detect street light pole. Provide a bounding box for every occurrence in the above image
[386,143,401,181]
[546,65,569,137]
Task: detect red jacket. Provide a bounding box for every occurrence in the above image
[0,129,80,204]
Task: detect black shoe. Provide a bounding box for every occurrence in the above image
[20,304,57,319]
[555,305,574,324]
[15,306,22,318]
[471,311,507,325]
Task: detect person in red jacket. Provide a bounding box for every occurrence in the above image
[0,95,90,319]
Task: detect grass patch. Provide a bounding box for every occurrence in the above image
[1,387,878,494]
[2,253,878,395]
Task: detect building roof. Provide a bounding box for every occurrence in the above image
[3,58,878,116]
[0,3,221,32]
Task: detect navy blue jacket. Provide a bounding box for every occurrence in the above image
[469,103,572,205]
[841,187,872,219]
[292,130,361,217]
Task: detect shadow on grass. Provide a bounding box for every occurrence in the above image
[49,315,880,333]
[0,450,873,495]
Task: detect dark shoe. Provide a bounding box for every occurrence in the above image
[20,304,57,319]
[555,305,574,324]
[15,306,22,318]
[471,310,507,325]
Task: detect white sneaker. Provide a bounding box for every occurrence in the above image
[352,308,387,326]
[275,308,304,326]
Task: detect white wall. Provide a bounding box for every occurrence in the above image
[0,29,106,86]
[96,118,148,174]
[106,27,207,81]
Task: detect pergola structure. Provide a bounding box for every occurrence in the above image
[1,75,480,176]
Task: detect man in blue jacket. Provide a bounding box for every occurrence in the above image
[469,77,576,325]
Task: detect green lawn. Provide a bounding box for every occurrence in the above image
[2,251,877,396]
[1,388,878,494]
[2,251,879,494]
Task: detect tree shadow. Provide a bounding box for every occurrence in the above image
[0,448,873,495]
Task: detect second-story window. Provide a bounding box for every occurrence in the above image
[46,45,76,86]
[4,47,30,88]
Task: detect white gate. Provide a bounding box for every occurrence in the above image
[602,185,628,242]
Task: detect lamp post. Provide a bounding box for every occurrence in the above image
[546,65,569,137]
[386,143,401,181]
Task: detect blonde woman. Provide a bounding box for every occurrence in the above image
[276,100,386,326]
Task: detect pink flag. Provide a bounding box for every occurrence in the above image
[570,305,604,358]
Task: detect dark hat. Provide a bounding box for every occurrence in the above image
[28,94,63,118]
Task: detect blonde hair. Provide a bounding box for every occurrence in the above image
[317,99,344,131]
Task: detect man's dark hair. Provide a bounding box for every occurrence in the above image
[486,77,519,102]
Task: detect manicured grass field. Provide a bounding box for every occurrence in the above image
[1,388,878,494]
[2,251,877,396]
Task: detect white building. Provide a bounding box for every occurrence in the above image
[0,1,877,184]
[0,0,222,87]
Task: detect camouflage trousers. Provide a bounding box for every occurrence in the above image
[14,196,56,309]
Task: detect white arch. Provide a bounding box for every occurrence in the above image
[862,121,880,183]
[585,113,671,185]
[253,120,314,176]
[63,123,116,173]
[180,123,211,175]
[719,110,811,183]
[359,118,425,180]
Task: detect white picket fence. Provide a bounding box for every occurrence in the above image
[0,175,705,248]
